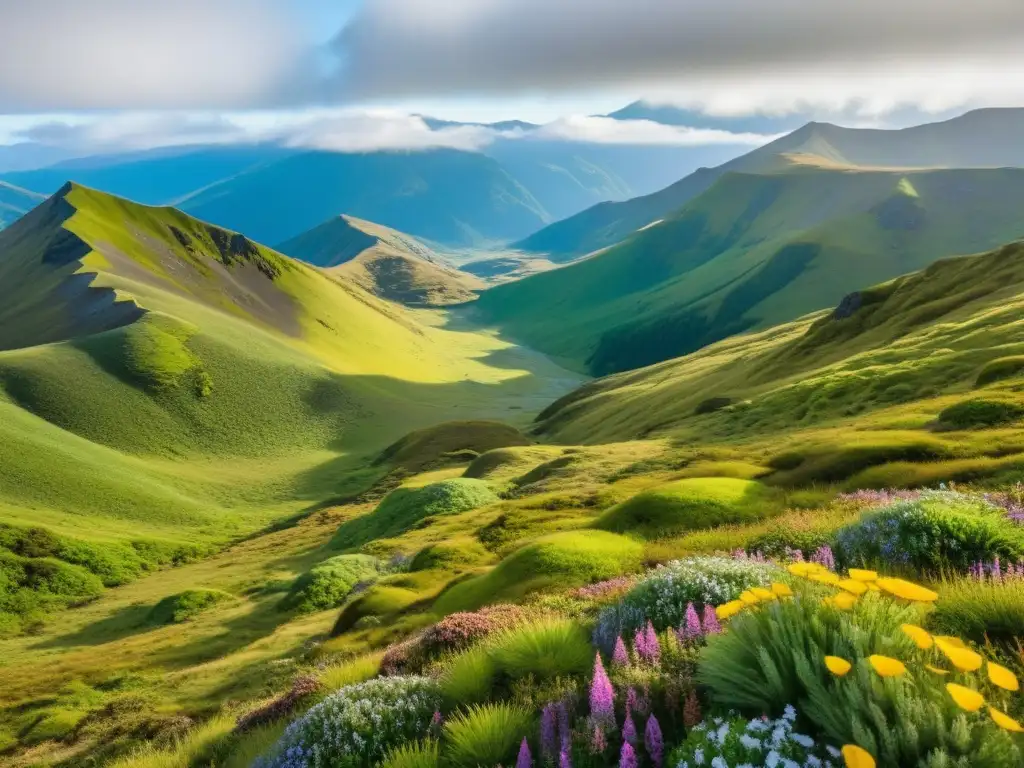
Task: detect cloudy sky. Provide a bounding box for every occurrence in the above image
[0,0,1021,153]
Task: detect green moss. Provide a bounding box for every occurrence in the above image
[937,398,1024,430]
[148,589,235,624]
[280,554,380,613]
[409,538,494,572]
[332,479,500,549]
[434,531,643,614]
[976,356,1024,387]
[595,478,777,538]
[375,421,531,473]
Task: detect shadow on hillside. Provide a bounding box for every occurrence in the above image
[31,603,155,650]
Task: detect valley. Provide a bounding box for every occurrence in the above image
[4,103,1024,768]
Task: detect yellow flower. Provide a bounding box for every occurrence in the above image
[935,638,983,672]
[989,707,1024,733]
[739,590,760,605]
[825,656,853,676]
[848,569,878,582]
[900,624,934,650]
[875,577,938,602]
[715,601,745,620]
[809,571,841,586]
[987,661,1020,692]
[788,563,815,577]
[751,587,777,601]
[925,665,950,676]
[933,635,967,649]
[869,655,907,677]
[865,583,881,591]
[841,744,876,768]
[946,683,984,712]
[771,582,794,597]
[838,579,868,596]
[833,591,859,610]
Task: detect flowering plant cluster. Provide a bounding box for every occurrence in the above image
[594,557,777,649]
[381,604,532,674]
[969,556,1024,581]
[257,676,440,768]
[833,491,1024,573]
[668,708,841,768]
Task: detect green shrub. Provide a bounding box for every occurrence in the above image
[834,491,1024,573]
[594,556,778,647]
[439,645,498,707]
[148,589,234,624]
[434,531,643,614]
[594,478,777,538]
[488,619,592,680]
[976,356,1024,387]
[280,555,380,613]
[333,585,422,634]
[442,703,534,768]
[929,577,1024,649]
[937,398,1024,429]
[259,677,440,768]
[332,479,499,548]
[699,593,1020,767]
[379,740,439,768]
[409,538,493,572]
[745,526,834,559]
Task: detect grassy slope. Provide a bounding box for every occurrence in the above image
[515,107,1024,259]
[177,149,551,248]
[0,184,581,546]
[477,166,1024,373]
[277,215,483,307]
[537,240,1024,452]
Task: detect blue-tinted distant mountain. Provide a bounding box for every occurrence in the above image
[1,145,296,205]
[176,148,551,247]
[0,181,45,230]
[0,143,81,173]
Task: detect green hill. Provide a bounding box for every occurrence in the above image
[477,165,1024,374]
[0,180,45,230]
[536,239,1024,447]
[176,149,551,248]
[277,215,483,307]
[0,184,580,546]
[516,107,1024,259]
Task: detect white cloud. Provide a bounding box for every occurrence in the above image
[0,0,305,110]
[533,116,776,146]
[282,110,500,152]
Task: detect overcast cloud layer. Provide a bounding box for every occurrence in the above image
[335,0,1024,115]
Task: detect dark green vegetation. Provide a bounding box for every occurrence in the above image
[148,590,236,625]
[479,165,1024,374]
[278,215,483,307]
[281,555,382,614]
[929,578,1024,649]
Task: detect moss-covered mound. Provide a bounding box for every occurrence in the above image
[332,479,500,549]
[409,538,495,572]
[148,589,235,624]
[375,421,532,472]
[594,477,776,538]
[434,531,643,614]
[280,554,381,613]
[976,356,1024,388]
[937,398,1024,430]
[332,570,453,634]
[462,446,565,482]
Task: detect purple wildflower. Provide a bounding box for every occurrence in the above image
[644,715,663,768]
[701,604,721,635]
[557,702,571,751]
[612,636,629,667]
[559,747,572,768]
[541,704,558,761]
[623,712,637,745]
[811,545,835,571]
[642,621,660,664]
[633,627,647,660]
[626,687,638,715]
[620,741,638,768]
[590,725,607,755]
[517,739,532,768]
[683,603,702,639]
[589,653,615,725]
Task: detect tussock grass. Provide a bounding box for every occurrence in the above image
[929,577,1024,650]
[443,703,534,768]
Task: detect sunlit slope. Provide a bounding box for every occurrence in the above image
[0,185,581,542]
[477,166,1024,374]
[277,215,483,307]
[516,107,1024,259]
[538,240,1024,444]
